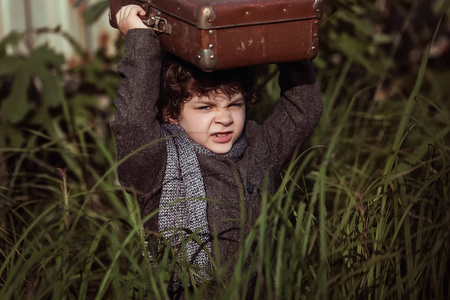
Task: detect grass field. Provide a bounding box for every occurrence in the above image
[1,1,449,299]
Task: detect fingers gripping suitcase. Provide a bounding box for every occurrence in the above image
[109,0,323,71]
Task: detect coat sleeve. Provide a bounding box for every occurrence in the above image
[248,61,323,168]
[110,29,166,198]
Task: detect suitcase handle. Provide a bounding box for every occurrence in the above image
[140,15,172,35]
[137,1,172,35]
[108,0,172,35]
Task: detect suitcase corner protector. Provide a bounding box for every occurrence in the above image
[196,49,218,71]
[313,0,324,18]
[194,4,216,30]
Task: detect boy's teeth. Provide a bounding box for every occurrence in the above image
[215,134,227,137]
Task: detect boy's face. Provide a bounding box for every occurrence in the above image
[171,91,246,154]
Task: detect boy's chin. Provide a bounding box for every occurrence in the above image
[204,143,232,154]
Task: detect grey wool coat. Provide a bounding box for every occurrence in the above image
[111,29,323,269]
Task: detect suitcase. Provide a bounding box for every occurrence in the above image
[109,0,322,71]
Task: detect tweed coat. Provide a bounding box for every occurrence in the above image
[111,29,323,268]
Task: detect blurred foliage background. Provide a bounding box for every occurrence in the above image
[0,0,449,299]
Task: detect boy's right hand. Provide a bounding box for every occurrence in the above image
[116,5,148,36]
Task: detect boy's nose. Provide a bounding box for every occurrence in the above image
[214,110,233,126]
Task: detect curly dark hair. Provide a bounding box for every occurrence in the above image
[158,53,261,123]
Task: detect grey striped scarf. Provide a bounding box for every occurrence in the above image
[159,124,247,276]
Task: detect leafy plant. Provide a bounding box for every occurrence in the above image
[1,0,449,299]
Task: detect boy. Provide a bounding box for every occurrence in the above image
[112,4,322,282]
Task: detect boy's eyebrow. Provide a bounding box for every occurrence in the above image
[194,98,216,105]
[229,94,245,103]
[193,95,245,105]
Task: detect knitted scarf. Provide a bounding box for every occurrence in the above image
[159,124,248,274]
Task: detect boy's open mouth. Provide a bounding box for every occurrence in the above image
[211,132,233,143]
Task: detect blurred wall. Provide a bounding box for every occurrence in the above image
[0,0,117,64]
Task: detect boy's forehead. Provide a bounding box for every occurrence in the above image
[193,91,244,102]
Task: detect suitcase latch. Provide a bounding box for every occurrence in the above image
[143,16,172,35]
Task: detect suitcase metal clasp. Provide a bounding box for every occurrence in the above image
[144,16,172,35]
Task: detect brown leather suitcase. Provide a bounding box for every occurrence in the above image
[109,0,322,71]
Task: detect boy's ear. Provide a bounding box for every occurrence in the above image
[168,117,178,125]
[162,109,178,124]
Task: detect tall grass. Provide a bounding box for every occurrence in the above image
[1,1,449,299]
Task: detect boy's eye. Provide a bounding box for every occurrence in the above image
[197,106,211,110]
[230,103,244,108]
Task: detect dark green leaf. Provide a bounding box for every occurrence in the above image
[70,94,93,128]
[0,56,26,76]
[6,127,25,148]
[0,31,23,56]
[83,0,109,25]
[29,105,48,125]
[39,70,65,107]
[0,66,32,124]
[30,45,65,70]
[29,45,65,107]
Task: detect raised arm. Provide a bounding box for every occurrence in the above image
[110,21,166,196]
[247,61,323,167]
